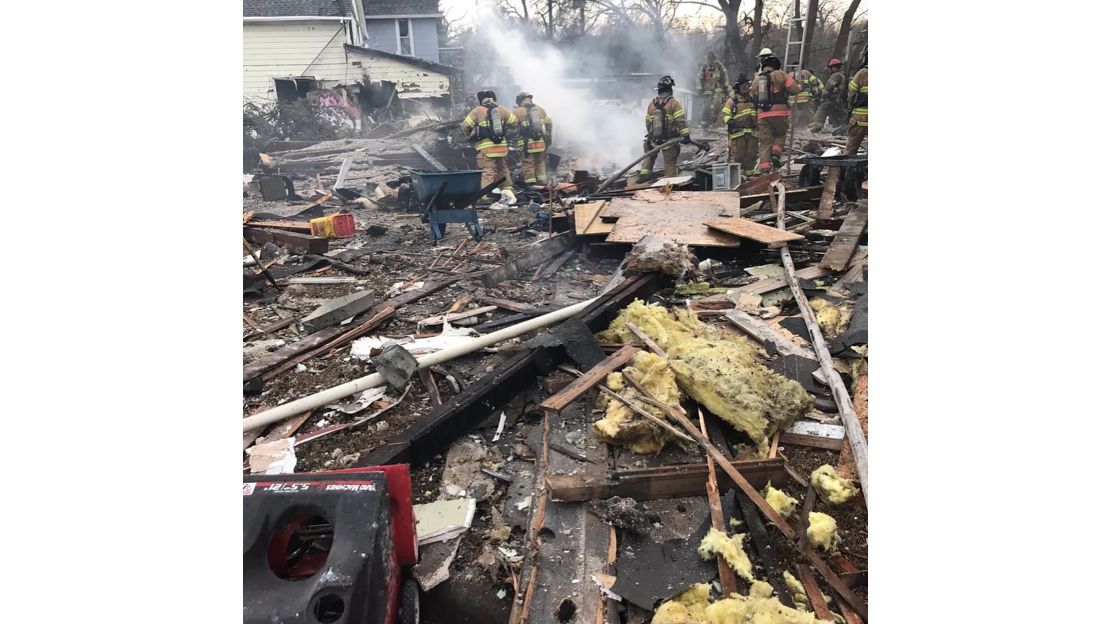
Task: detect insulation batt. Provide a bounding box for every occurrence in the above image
[810,464,859,505]
[809,298,852,338]
[592,351,680,453]
[764,485,799,519]
[697,527,754,581]
[782,571,811,610]
[650,581,833,624]
[599,300,813,454]
[806,512,839,552]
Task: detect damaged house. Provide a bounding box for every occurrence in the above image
[243,0,458,109]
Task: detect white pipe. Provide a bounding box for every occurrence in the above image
[243,296,600,431]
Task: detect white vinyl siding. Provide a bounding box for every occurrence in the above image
[243,21,355,101]
[396,19,413,56]
[347,49,450,99]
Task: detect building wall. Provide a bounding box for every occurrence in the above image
[364,17,440,63]
[243,20,360,101]
[347,49,450,99]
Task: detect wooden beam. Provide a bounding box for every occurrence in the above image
[736,265,830,295]
[820,202,868,271]
[482,232,573,287]
[260,305,395,382]
[704,218,805,248]
[795,565,836,621]
[779,431,845,451]
[772,181,868,504]
[539,345,639,412]
[417,305,497,328]
[474,296,542,314]
[546,458,786,502]
[419,368,442,408]
[244,227,328,254]
[816,166,841,222]
[724,309,817,360]
[700,409,737,597]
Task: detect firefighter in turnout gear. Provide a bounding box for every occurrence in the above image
[638,75,690,181]
[811,58,848,132]
[845,65,868,155]
[750,51,800,174]
[721,77,758,177]
[463,90,518,201]
[513,92,552,185]
[697,51,730,128]
[790,68,822,131]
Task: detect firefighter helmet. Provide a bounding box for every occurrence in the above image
[515,91,532,106]
[657,75,676,93]
[827,58,842,68]
[733,77,749,92]
[758,47,774,57]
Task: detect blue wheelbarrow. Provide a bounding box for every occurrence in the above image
[411,170,505,243]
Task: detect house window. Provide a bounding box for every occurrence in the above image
[396,18,413,56]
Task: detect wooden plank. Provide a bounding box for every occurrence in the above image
[473,296,540,314]
[795,565,836,621]
[417,305,497,328]
[724,309,817,359]
[245,219,313,232]
[540,345,640,412]
[244,227,328,255]
[574,201,614,235]
[418,368,442,408]
[259,306,395,382]
[740,185,823,208]
[820,202,868,271]
[699,408,737,597]
[737,265,830,295]
[772,182,868,504]
[816,166,841,222]
[605,199,741,247]
[704,218,805,248]
[780,432,845,451]
[734,172,780,196]
[546,458,786,502]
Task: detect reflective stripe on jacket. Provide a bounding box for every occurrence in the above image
[849,68,868,126]
[513,104,552,153]
[463,104,518,157]
[645,96,690,141]
[721,96,757,139]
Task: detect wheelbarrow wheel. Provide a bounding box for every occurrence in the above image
[400,579,420,624]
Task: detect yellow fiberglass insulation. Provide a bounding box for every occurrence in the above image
[810,464,859,505]
[809,298,852,338]
[651,580,833,624]
[783,571,810,610]
[806,512,839,552]
[764,485,799,519]
[697,527,754,581]
[592,351,680,454]
[598,300,813,454]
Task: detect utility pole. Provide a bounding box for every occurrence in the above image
[801,0,818,68]
[547,0,554,39]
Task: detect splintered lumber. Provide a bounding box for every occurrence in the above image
[816,167,841,222]
[604,193,742,246]
[734,172,780,197]
[795,565,836,620]
[244,220,312,232]
[740,185,823,208]
[779,432,844,451]
[260,306,395,382]
[704,218,805,248]
[622,373,868,620]
[417,305,497,328]
[474,296,541,314]
[736,265,830,295]
[482,232,573,287]
[244,227,328,254]
[539,345,639,412]
[699,409,738,597]
[773,182,868,504]
[574,201,614,235]
[820,202,868,271]
[724,309,817,359]
[547,458,786,502]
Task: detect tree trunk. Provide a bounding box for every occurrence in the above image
[721,1,741,80]
[801,0,818,68]
[751,0,764,76]
[833,0,862,60]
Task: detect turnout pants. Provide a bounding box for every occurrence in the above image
[755,117,789,172]
[639,140,680,178]
[521,151,547,184]
[812,100,847,131]
[476,152,512,194]
[846,120,868,155]
[729,135,759,176]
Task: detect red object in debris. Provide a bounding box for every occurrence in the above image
[322,464,418,566]
[330,212,356,238]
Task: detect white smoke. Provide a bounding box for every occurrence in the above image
[471,13,708,172]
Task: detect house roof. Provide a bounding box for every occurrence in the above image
[344,44,460,75]
[243,0,348,17]
[243,0,441,18]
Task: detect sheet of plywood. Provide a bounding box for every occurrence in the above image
[574,201,614,235]
[602,191,742,247]
[819,202,868,271]
[704,218,805,247]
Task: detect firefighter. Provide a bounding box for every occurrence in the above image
[790,68,823,131]
[721,77,758,177]
[751,51,800,174]
[463,90,518,202]
[811,58,848,132]
[697,51,730,129]
[638,75,691,181]
[512,92,553,186]
[845,63,868,155]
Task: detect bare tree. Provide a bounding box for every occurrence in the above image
[833,0,862,60]
[800,0,818,67]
